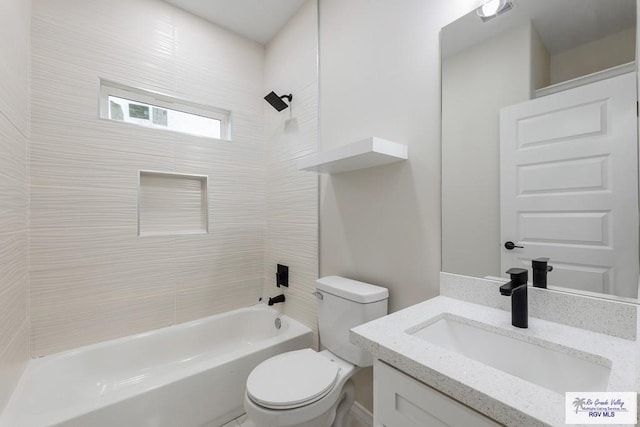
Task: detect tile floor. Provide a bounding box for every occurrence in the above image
[221,413,249,427]
[221,412,362,427]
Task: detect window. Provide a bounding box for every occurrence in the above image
[100,80,231,140]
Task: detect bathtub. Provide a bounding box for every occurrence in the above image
[0,305,312,427]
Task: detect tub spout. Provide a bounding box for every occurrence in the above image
[268,294,285,306]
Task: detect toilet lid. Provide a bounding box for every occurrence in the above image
[246,349,339,409]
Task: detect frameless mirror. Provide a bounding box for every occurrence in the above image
[441,0,639,302]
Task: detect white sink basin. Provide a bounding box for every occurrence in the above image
[408,314,611,394]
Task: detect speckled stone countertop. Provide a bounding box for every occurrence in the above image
[351,296,638,427]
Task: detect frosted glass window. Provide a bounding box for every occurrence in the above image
[100,80,231,140]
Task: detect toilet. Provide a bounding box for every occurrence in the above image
[243,276,389,427]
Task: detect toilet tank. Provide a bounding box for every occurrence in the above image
[316,276,388,367]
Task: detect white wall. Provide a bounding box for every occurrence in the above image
[551,27,636,84]
[318,0,484,412]
[30,0,267,356]
[531,25,551,92]
[263,0,319,342]
[0,0,30,411]
[318,0,639,414]
[442,23,538,278]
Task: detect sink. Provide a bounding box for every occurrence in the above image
[408,314,611,394]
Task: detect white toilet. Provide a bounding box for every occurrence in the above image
[243,276,389,427]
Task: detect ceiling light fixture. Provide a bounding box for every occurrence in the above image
[476,0,513,22]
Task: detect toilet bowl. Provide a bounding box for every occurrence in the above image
[243,276,389,427]
[244,349,356,427]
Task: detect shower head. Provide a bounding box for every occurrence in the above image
[264,91,292,112]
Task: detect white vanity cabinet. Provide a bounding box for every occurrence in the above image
[373,360,502,427]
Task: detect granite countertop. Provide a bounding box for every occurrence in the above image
[350,296,637,427]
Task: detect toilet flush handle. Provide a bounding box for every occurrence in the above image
[312,291,323,300]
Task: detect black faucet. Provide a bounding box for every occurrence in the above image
[532,258,553,288]
[268,294,286,306]
[499,268,528,328]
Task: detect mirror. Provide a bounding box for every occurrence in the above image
[441,0,639,301]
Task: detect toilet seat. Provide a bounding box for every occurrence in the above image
[246,349,340,410]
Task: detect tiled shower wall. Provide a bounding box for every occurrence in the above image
[262,0,319,342]
[30,0,268,356]
[0,0,30,411]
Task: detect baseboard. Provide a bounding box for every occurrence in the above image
[349,401,373,427]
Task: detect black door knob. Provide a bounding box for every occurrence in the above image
[504,241,524,250]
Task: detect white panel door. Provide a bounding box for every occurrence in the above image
[500,72,639,298]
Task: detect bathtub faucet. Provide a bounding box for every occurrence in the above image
[268,294,286,306]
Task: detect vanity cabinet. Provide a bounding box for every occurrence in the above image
[373,360,502,427]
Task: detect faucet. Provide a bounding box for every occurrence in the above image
[532,258,553,288]
[499,268,528,328]
[268,294,286,306]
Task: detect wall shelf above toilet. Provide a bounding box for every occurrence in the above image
[297,137,408,174]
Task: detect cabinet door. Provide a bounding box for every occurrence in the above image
[374,360,502,427]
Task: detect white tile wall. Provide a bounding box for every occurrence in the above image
[263,0,319,343]
[0,0,30,135]
[0,0,30,411]
[30,0,268,356]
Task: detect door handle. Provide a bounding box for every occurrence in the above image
[504,241,524,250]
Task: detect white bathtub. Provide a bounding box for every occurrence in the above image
[0,305,312,427]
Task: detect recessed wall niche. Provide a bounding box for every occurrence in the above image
[138,171,208,236]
